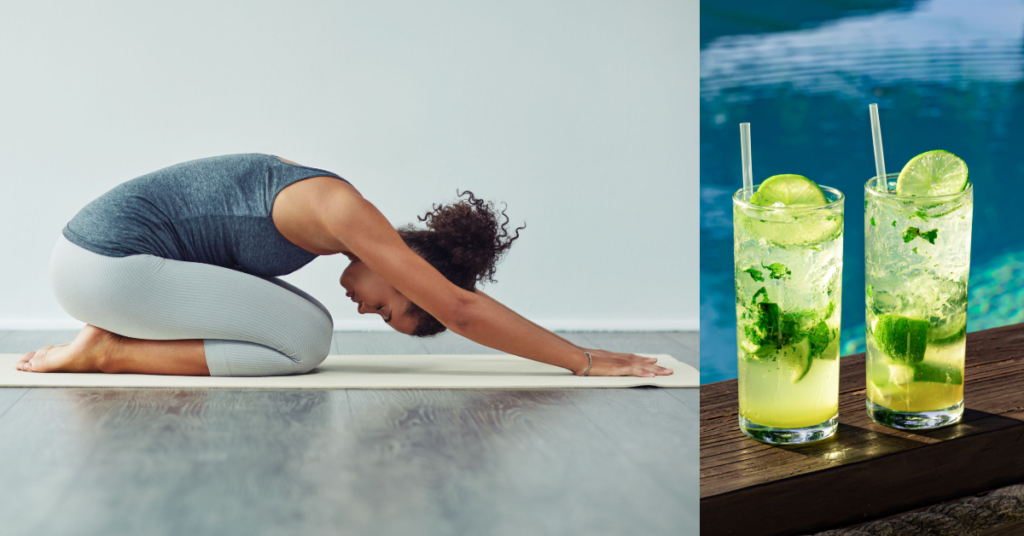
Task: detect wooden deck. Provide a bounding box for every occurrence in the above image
[0,330,697,536]
[701,323,1024,536]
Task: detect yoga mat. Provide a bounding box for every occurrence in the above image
[0,353,697,389]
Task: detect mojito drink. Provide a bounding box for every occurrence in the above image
[734,175,844,444]
[865,151,972,429]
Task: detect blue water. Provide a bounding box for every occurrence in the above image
[700,0,1024,384]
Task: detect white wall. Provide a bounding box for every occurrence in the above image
[0,0,698,331]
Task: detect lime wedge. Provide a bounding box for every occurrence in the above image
[873,314,929,364]
[778,337,812,383]
[750,174,828,207]
[928,313,967,345]
[896,150,969,197]
[817,329,840,361]
[912,362,964,385]
[740,339,775,359]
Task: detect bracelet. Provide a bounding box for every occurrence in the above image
[582,351,592,376]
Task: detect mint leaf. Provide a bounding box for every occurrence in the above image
[866,285,873,298]
[910,210,930,221]
[891,220,897,227]
[762,262,792,280]
[913,247,918,254]
[903,226,938,245]
[809,321,832,360]
[870,217,876,226]
[743,267,764,282]
[741,293,839,362]
[744,298,782,355]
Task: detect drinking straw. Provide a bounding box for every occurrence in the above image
[740,122,753,201]
[869,104,887,192]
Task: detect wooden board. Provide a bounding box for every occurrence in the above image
[700,323,1024,536]
[980,519,1024,536]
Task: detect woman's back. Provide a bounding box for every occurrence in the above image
[63,153,349,277]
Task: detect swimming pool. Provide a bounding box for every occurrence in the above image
[701,0,1024,384]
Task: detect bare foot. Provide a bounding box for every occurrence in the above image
[15,325,120,373]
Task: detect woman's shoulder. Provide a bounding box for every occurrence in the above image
[271,155,301,166]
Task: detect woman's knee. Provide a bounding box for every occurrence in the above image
[291,350,329,374]
[207,333,330,376]
[285,326,332,374]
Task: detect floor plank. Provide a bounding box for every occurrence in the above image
[331,331,429,355]
[664,331,699,360]
[0,330,80,352]
[662,386,698,409]
[33,389,354,536]
[0,388,28,420]
[416,330,504,354]
[0,389,134,534]
[567,388,698,516]
[341,388,690,535]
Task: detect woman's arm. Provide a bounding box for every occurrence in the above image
[470,288,670,376]
[472,288,582,348]
[321,188,671,376]
[471,288,601,354]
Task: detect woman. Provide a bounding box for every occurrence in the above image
[17,153,673,378]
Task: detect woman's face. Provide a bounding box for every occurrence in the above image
[339,260,418,335]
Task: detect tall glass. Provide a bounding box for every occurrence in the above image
[733,185,844,444]
[864,174,972,429]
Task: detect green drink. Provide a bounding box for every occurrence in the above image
[864,151,972,429]
[733,175,844,444]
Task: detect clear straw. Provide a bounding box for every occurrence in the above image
[869,103,887,192]
[740,123,753,201]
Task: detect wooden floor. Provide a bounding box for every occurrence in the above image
[0,330,698,536]
[701,323,1024,536]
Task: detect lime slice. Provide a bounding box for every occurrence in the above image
[928,313,967,345]
[740,339,775,359]
[778,337,812,383]
[741,175,839,247]
[896,150,969,197]
[818,334,840,361]
[873,314,930,364]
[741,211,843,248]
[750,174,828,207]
[912,362,964,385]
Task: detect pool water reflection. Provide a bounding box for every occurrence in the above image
[700,0,1024,383]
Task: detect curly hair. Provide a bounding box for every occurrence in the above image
[397,190,525,337]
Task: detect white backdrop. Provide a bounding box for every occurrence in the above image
[0,0,698,331]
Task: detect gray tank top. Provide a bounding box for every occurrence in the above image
[62,153,350,277]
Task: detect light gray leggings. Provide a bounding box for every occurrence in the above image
[49,234,333,376]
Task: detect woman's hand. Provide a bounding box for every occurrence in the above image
[576,348,674,377]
